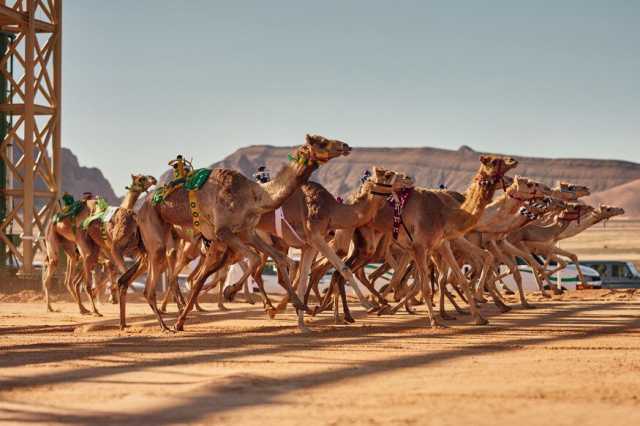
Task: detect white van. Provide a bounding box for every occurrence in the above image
[500,256,601,292]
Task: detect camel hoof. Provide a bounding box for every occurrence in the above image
[367,306,379,314]
[440,313,456,321]
[162,327,176,334]
[92,312,103,317]
[80,310,92,316]
[430,320,448,329]
[540,291,552,299]
[376,305,392,316]
[173,323,184,332]
[298,325,312,334]
[344,315,356,324]
[265,307,277,319]
[217,304,230,312]
[497,304,512,313]
[475,297,488,304]
[474,316,489,326]
[362,300,375,311]
[223,286,238,302]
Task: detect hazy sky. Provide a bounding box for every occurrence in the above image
[63,1,640,194]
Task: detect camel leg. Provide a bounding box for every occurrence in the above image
[409,247,443,327]
[309,235,374,310]
[75,236,102,317]
[246,233,309,313]
[502,240,551,298]
[294,248,317,333]
[491,241,533,309]
[438,242,487,325]
[174,246,230,331]
[437,269,457,320]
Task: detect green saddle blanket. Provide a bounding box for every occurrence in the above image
[53,198,85,224]
[152,168,211,206]
[80,198,112,230]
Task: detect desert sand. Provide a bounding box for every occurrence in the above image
[1,220,639,425]
[1,291,640,426]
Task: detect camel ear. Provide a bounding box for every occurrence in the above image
[480,155,491,165]
[305,134,315,145]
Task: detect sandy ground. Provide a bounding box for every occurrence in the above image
[1,291,640,426]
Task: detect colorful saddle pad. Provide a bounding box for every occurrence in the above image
[81,198,117,230]
[53,194,85,224]
[152,168,212,206]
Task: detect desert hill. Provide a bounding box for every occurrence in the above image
[60,148,118,204]
[585,178,640,218]
[182,145,640,201]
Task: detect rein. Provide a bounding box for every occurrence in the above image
[387,187,414,241]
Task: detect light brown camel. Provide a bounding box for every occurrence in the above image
[509,204,624,288]
[255,167,414,331]
[42,196,100,314]
[326,155,518,327]
[117,134,352,331]
[81,175,157,297]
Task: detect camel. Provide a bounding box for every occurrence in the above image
[250,167,414,331]
[509,204,625,288]
[42,195,101,314]
[324,155,518,327]
[117,134,352,331]
[41,175,157,315]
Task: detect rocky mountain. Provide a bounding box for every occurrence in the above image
[585,178,640,219]
[190,144,640,199]
[60,148,119,204]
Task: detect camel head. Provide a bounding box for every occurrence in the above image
[553,182,591,201]
[506,176,551,201]
[367,167,414,196]
[295,134,351,165]
[597,204,625,220]
[127,174,158,193]
[478,155,518,184]
[527,197,567,217]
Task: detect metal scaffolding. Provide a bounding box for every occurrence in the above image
[0,0,61,275]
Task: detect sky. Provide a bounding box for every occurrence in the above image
[63,1,640,195]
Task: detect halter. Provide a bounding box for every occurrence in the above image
[125,179,150,193]
[370,174,398,197]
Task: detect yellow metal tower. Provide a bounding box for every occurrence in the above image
[0,0,61,275]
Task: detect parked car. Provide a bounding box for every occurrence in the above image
[500,256,601,292]
[579,260,640,289]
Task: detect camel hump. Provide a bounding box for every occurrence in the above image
[300,182,335,204]
[211,168,251,186]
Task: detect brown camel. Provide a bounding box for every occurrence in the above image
[253,167,414,331]
[42,196,100,314]
[508,204,624,288]
[117,134,352,331]
[325,155,518,327]
[42,175,157,315]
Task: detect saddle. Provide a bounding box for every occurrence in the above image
[152,168,213,232]
[81,198,118,238]
[52,193,85,224]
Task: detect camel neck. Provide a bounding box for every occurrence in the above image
[260,160,317,211]
[333,191,386,229]
[459,170,499,229]
[120,191,143,209]
[557,212,600,240]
